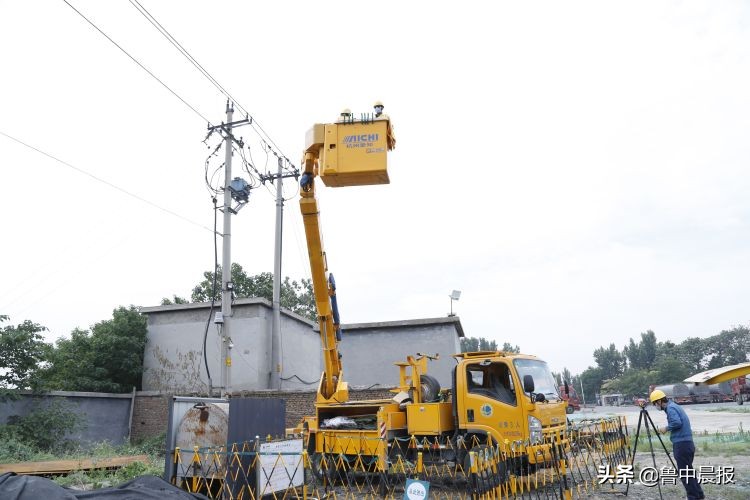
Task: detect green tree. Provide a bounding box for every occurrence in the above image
[654,340,677,361]
[501,342,520,353]
[704,326,749,369]
[623,330,658,370]
[623,338,640,370]
[551,368,573,387]
[593,343,625,380]
[34,306,147,393]
[652,357,690,385]
[190,263,316,321]
[161,295,189,305]
[579,366,604,404]
[460,337,498,352]
[588,323,750,403]
[605,368,653,397]
[0,315,50,391]
[640,330,657,369]
[673,337,706,373]
[561,367,573,385]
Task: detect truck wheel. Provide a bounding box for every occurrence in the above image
[308,453,327,483]
[388,441,410,474]
[566,406,574,414]
[420,375,441,403]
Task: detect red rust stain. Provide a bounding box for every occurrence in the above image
[195,419,206,435]
[180,406,228,448]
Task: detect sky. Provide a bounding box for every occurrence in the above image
[1,1,749,375]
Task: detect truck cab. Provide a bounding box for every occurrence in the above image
[453,352,567,463]
[559,385,581,413]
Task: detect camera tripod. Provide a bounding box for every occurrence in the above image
[624,405,677,499]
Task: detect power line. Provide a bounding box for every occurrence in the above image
[0,130,214,233]
[61,0,211,124]
[126,0,297,172]
[63,0,297,175]
[128,0,241,111]
[6,232,134,322]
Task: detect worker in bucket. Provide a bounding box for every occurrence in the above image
[650,389,705,500]
[372,100,396,150]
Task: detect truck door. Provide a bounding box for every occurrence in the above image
[458,361,523,441]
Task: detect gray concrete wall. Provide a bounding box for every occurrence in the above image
[0,391,133,446]
[279,314,322,389]
[141,299,320,393]
[337,317,463,389]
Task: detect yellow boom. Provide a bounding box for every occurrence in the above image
[299,114,394,403]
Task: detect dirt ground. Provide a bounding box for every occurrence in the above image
[574,402,750,499]
[569,401,750,434]
[584,452,750,500]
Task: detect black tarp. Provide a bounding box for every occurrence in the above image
[0,473,209,500]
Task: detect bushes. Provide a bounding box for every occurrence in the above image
[0,399,84,460]
[131,432,167,458]
[0,397,167,490]
[52,458,164,490]
[0,434,39,462]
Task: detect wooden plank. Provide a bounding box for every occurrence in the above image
[0,454,149,475]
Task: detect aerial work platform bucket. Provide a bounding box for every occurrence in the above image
[305,119,394,187]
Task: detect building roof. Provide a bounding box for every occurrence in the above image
[139,297,314,326]
[141,300,464,337]
[340,316,465,338]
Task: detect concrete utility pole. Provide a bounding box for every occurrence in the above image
[261,159,299,391]
[220,101,234,397]
[271,156,283,390]
[206,102,250,397]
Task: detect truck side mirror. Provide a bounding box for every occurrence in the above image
[523,375,535,393]
[564,381,570,396]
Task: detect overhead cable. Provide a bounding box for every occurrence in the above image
[62,0,211,124]
[127,0,297,171]
[128,0,240,111]
[0,130,213,233]
[64,0,296,173]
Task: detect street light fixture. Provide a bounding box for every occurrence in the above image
[449,290,461,317]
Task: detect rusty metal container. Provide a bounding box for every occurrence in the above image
[175,401,229,478]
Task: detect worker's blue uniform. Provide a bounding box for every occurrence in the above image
[664,400,704,500]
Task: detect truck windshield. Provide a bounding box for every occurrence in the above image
[513,359,561,401]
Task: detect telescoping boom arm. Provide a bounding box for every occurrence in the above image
[299,114,395,403]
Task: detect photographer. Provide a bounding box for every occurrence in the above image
[649,390,705,500]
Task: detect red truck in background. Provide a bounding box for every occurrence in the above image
[560,385,581,414]
[732,376,750,405]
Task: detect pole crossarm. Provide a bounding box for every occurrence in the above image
[207,117,251,131]
[260,171,300,184]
